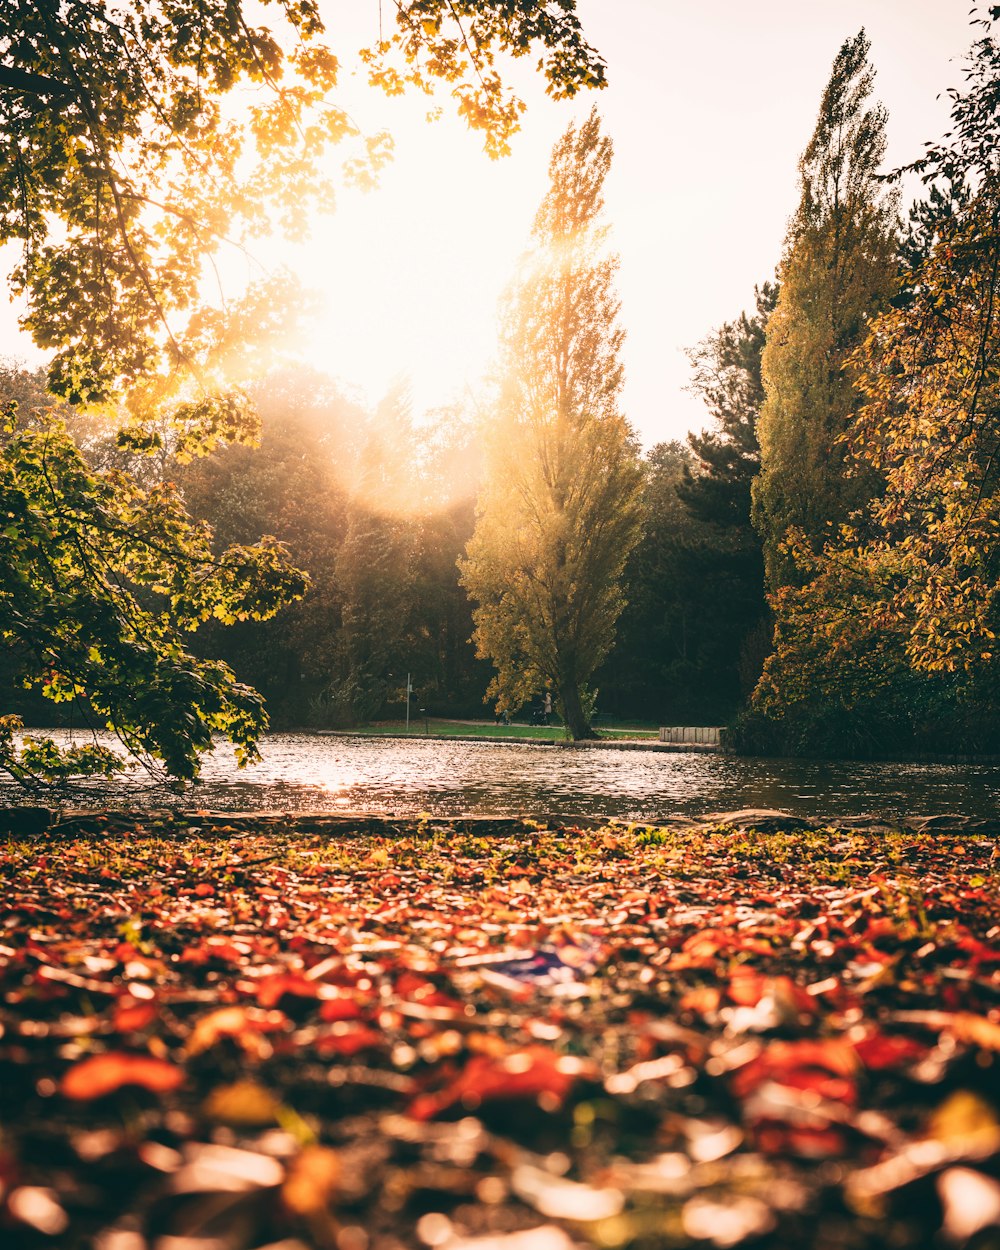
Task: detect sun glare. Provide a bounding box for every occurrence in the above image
[272,86,560,418]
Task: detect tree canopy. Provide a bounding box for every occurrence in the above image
[0,0,606,410]
[0,403,307,785]
[746,14,1000,755]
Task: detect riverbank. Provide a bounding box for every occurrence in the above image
[319,729,716,753]
[0,811,997,1248]
[321,718,662,743]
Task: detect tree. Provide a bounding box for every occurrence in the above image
[751,30,897,590]
[0,406,307,785]
[839,13,1000,683]
[177,368,362,725]
[0,2,606,780]
[328,388,417,723]
[460,109,643,739]
[677,283,777,702]
[1,1,605,407]
[601,442,711,721]
[683,283,778,529]
[745,12,1000,755]
[180,381,490,728]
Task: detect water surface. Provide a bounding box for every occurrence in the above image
[6,731,998,820]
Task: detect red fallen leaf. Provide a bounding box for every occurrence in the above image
[314,1026,383,1057]
[112,996,158,1033]
[753,1120,851,1158]
[179,937,247,966]
[318,997,365,1023]
[178,945,210,966]
[194,883,215,897]
[851,1030,929,1071]
[395,971,434,998]
[955,936,1000,968]
[60,1052,183,1101]
[256,973,320,1009]
[730,1039,859,1105]
[671,930,773,969]
[409,1046,594,1121]
[393,973,464,1014]
[865,916,903,942]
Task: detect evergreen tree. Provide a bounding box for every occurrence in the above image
[751,30,897,590]
[682,283,777,528]
[672,284,777,704]
[460,109,643,740]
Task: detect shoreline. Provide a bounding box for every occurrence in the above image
[316,729,1000,765]
[316,728,717,752]
[2,805,998,838]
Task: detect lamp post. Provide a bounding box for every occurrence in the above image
[405,673,412,733]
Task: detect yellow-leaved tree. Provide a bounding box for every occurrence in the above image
[751,30,897,592]
[460,109,643,740]
[749,13,1000,755]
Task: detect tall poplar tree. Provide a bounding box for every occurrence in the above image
[751,31,897,590]
[460,109,643,740]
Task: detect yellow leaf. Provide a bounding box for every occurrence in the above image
[202,1079,282,1127]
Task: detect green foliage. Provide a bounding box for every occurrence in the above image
[606,286,778,726]
[751,30,897,591]
[0,407,308,782]
[461,110,643,740]
[0,715,126,788]
[0,3,605,781]
[178,373,488,727]
[683,282,777,530]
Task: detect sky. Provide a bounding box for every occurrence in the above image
[0,1,982,447]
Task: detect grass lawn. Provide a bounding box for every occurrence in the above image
[356,718,661,741]
[0,812,997,1248]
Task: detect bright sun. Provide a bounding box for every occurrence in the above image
[272,85,565,415]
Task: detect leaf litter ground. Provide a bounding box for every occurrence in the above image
[0,814,998,1250]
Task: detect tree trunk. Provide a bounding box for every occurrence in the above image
[559,677,599,741]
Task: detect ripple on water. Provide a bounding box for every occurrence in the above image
[3,731,999,819]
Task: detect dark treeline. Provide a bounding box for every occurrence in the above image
[0,340,765,731]
[178,373,491,726]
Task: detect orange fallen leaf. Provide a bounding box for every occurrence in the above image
[203,1079,282,1127]
[187,1006,288,1057]
[283,1144,341,1217]
[60,1052,183,1101]
[730,1039,859,1105]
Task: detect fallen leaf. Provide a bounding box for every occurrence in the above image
[60,1052,183,1101]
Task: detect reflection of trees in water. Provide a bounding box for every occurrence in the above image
[2,733,995,821]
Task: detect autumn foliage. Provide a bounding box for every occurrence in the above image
[0,816,997,1247]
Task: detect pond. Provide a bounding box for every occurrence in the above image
[5,731,999,820]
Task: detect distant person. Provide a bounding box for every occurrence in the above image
[543,692,552,725]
